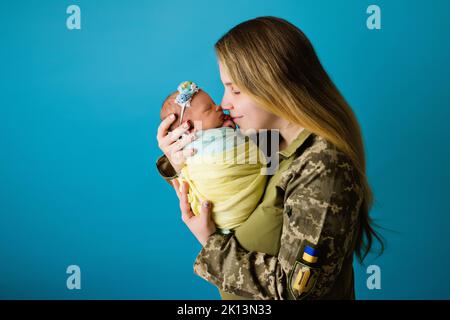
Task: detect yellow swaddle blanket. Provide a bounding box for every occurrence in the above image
[176,127,267,231]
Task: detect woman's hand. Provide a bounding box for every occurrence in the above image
[157,114,198,173]
[172,179,217,246]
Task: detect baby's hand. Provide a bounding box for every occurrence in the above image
[222,114,236,129]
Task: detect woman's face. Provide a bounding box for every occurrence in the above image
[219,62,281,131]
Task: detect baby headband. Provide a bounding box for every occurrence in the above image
[174,81,200,126]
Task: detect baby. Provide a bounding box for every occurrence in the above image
[160,81,267,233]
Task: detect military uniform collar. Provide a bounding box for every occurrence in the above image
[277,128,312,159]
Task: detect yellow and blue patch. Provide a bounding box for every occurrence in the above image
[288,246,320,300]
[302,246,319,264]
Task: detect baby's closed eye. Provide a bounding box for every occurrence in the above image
[202,104,213,112]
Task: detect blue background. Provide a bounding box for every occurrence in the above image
[1,0,449,299]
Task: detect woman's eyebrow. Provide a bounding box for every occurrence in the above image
[224,82,233,86]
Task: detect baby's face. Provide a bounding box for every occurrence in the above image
[184,90,226,130]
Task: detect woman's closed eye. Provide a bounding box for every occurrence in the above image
[225,84,240,95]
[230,87,241,95]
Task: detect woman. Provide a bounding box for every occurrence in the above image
[155,16,383,300]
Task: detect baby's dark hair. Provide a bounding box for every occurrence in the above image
[160,91,180,132]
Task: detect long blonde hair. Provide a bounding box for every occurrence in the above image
[215,16,383,262]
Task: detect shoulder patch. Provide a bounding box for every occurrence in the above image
[288,260,320,300]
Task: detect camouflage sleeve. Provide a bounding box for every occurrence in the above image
[193,147,363,300]
[156,154,179,186]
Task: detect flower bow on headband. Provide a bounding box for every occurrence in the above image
[175,81,200,125]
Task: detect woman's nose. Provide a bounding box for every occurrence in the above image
[220,103,234,111]
[215,105,223,112]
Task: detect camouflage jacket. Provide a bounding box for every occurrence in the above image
[156,132,363,300]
